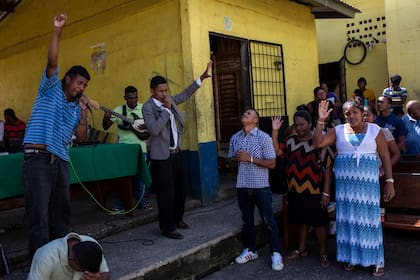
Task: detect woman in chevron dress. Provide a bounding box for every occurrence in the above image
[313,99,395,277]
[272,110,334,267]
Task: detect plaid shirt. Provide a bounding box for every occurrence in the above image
[228,127,276,188]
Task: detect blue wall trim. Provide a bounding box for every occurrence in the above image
[184,141,219,205]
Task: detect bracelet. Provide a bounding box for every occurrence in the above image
[322,192,330,197]
[317,121,326,125]
[385,178,394,183]
[250,157,254,164]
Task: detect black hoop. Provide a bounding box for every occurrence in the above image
[344,39,367,65]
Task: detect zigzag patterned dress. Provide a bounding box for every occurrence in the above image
[334,123,384,267]
[284,135,332,226]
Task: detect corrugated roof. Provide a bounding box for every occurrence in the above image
[291,0,361,18]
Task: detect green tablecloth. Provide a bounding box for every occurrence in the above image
[0,144,151,199]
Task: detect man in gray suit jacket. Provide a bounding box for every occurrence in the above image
[142,61,212,239]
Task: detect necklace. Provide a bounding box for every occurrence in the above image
[352,123,366,134]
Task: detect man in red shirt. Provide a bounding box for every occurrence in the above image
[3,108,26,153]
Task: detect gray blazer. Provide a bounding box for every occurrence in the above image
[142,80,201,160]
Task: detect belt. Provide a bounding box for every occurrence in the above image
[24,148,51,154]
[169,147,181,154]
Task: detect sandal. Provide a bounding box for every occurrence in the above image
[287,249,308,260]
[372,266,385,277]
[320,254,330,268]
[344,263,355,271]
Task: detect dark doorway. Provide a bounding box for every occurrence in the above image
[319,58,346,102]
[210,34,250,174]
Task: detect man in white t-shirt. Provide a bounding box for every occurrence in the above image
[28,232,110,280]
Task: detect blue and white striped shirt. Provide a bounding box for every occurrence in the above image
[228,127,276,189]
[24,69,81,161]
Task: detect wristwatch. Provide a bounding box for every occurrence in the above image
[385,178,394,183]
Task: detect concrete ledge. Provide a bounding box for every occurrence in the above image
[118,214,281,280]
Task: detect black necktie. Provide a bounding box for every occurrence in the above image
[170,127,175,147]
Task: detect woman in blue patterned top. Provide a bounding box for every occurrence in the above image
[313,99,395,277]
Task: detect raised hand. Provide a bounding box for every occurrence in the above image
[271,115,284,131]
[53,13,67,29]
[318,100,333,121]
[200,60,213,81]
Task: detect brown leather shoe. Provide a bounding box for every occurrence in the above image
[177,221,191,229]
[163,230,184,239]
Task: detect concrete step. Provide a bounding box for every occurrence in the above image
[99,195,283,279]
[1,171,283,279]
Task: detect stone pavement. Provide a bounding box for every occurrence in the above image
[2,185,420,279]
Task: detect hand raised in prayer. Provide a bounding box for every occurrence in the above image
[271,115,284,131]
[53,13,67,29]
[318,100,333,121]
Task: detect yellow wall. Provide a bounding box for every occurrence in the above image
[0,0,191,143]
[0,0,320,150]
[198,0,320,122]
[316,0,388,100]
[385,0,420,100]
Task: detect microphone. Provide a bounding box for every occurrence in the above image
[85,102,93,113]
[76,93,92,113]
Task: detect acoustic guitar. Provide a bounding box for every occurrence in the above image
[98,105,150,141]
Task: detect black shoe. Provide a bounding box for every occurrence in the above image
[163,230,184,239]
[177,221,191,229]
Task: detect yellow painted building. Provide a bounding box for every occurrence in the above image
[317,0,420,102]
[0,0,358,203]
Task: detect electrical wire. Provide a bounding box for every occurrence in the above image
[70,110,146,215]
[69,151,145,215]
[100,237,155,246]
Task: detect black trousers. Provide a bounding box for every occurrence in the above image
[151,152,188,233]
[23,152,70,257]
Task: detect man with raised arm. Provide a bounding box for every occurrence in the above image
[23,13,94,257]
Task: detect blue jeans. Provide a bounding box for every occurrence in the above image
[23,152,71,257]
[237,187,281,254]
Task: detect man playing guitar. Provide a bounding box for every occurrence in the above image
[102,85,152,211]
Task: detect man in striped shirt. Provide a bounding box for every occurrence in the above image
[382,74,408,114]
[23,13,93,257]
[228,109,284,271]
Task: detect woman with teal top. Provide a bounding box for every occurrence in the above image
[313,99,395,277]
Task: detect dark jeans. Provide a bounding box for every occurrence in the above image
[237,187,281,254]
[23,152,71,257]
[151,152,187,233]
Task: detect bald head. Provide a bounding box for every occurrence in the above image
[406,100,420,120]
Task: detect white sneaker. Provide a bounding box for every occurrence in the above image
[271,252,284,271]
[235,248,259,264]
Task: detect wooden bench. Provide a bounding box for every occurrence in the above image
[380,159,420,231]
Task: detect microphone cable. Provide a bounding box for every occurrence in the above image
[69,158,143,215]
[70,109,144,215]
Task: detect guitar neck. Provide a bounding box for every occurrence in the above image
[99,105,134,124]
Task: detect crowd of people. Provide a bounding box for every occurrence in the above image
[1,11,420,280]
[228,74,419,277]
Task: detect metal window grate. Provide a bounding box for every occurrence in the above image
[249,41,286,117]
